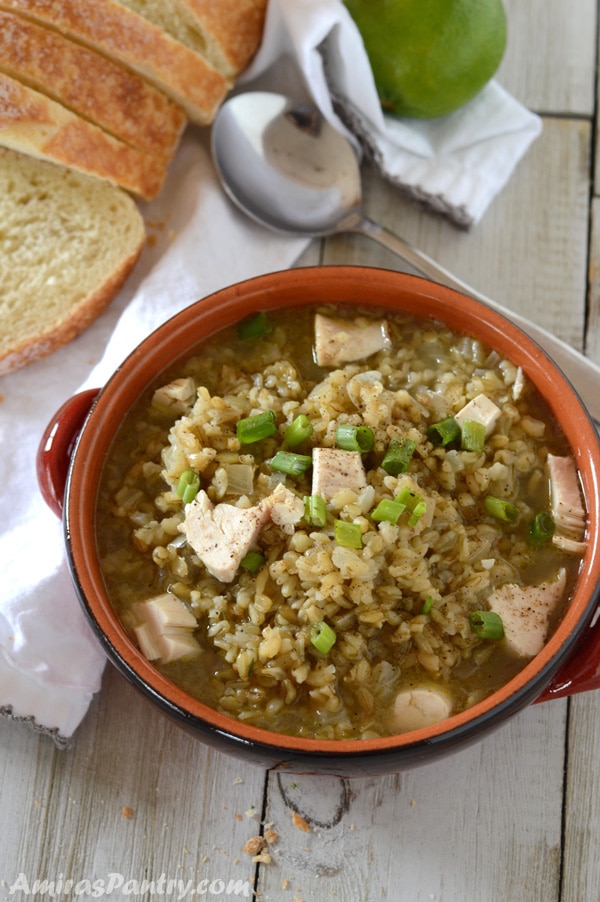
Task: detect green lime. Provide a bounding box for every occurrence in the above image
[344,0,507,119]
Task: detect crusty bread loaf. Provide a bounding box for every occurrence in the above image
[0,147,145,375]
[0,9,186,165]
[0,0,230,124]
[115,0,268,78]
[0,72,167,200]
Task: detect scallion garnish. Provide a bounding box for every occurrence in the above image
[422,596,434,615]
[236,410,277,445]
[269,450,312,477]
[334,519,363,548]
[176,468,200,504]
[528,511,556,546]
[484,495,518,524]
[371,498,406,524]
[336,424,375,454]
[310,620,336,654]
[427,416,460,447]
[236,311,272,340]
[381,438,415,475]
[285,414,313,447]
[460,419,486,452]
[303,494,327,528]
[240,550,265,573]
[469,610,505,640]
[395,486,423,511]
[408,499,427,526]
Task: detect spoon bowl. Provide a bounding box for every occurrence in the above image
[210,90,600,424]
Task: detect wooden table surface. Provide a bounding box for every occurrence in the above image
[2,3,600,900]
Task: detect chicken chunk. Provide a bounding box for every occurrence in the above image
[389,687,453,733]
[454,393,501,437]
[314,313,391,367]
[181,484,304,582]
[488,569,567,658]
[547,454,586,544]
[134,593,200,664]
[311,448,367,500]
[181,490,271,582]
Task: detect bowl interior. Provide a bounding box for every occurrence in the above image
[66,266,600,757]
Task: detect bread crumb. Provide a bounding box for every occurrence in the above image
[252,851,272,864]
[282,879,289,889]
[291,811,310,832]
[410,800,417,807]
[265,829,279,845]
[243,836,265,856]
[233,777,244,784]
[235,813,243,821]
[245,805,257,818]
[122,806,134,819]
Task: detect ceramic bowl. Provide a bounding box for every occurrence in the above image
[38,267,600,775]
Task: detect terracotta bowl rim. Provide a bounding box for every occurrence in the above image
[64,266,600,758]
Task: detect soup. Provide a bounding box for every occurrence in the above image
[96,305,587,740]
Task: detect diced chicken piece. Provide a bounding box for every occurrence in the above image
[454,393,501,437]
[311,448,367,500]
[134,593,200,664]
[181,490,271,582]
[314,313,391,367]
[488,568,567,658]
[389,687,453,733]
[547,454,586,544]
[265,483,304,534]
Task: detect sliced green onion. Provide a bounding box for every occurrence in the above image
[485,495,518,524]
[240,550,265,573]
[469,610,505,640]
[422,596,434,615]
[395,486,423,511]
[304,494,327,528]
[285,414,313,447]
[427,416,461,447]
[336,424,375,454]
[310,620,336,654]
[237,410,277,445]
[237,311,272,340]
[334,519,363,548]
[460,419,486,452]
[269,450,313,477]
[528,511,556,546]
[408,499,427,526]
[176,468,200,504]
[371,498,406,524]
[381,438,415,475]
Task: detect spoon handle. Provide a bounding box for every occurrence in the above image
[355,215,600,425]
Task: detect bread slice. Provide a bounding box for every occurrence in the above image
[0,0,229,124]
[0,148,145,375]
[114,0,268,78]
[0,72,167,200]
[0,9,186,166]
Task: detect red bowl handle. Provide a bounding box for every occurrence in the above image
[36,389,100,518]
[536,612,600,702]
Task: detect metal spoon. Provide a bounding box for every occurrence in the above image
[211,90,600,423]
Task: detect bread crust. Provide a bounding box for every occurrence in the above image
[0,0,229,123]
[179,0,268,77]
[0,10,186,164]
[0,72,167,199]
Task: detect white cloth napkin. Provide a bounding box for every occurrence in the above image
[242,0,542,227]
[0,0,542,746]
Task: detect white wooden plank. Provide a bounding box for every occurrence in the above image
[498,0,597,115]
[562,690,600,902]
[585,198,600,364]
[0,666,267,899]
[256,703,567,902]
